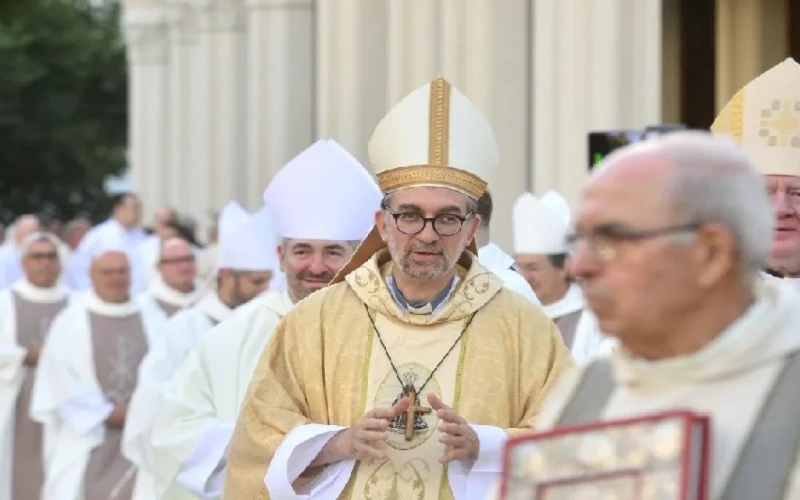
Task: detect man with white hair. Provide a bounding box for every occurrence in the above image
[711,58,800,285]
[148,139,380,500]
[30,238,164,500]
[491,131,800,499]
[136,238,204,321]
[122,201,275,499]
[0,214,41,288]
[0,232,71,500]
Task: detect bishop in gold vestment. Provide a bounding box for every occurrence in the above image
[224,77,573,500]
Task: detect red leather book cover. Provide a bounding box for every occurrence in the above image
[500,410,711,500]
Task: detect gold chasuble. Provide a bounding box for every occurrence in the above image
[224,76,573,499]
[224,250,572,499]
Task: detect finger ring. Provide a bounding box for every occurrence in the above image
[358,430,366,441]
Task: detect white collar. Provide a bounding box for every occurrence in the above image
[195,292,234,323]
[85,290,140,317]
[148,275,203,307]
[541,283,584,319]
[478,242,515,270]
[12,279,70,303]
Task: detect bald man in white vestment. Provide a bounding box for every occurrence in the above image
[490,132,800,499]
[473,191,541,306]
[29,242,163,500]
[0,232,71,500]
[135,238,204,322]
[148,139,381,500]
[122,202,276,500]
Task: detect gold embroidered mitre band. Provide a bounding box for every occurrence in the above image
[711,58,800,177]
[369,77,500,199]
[330,78,499,285]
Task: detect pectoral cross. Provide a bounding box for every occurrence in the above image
[404,389,431,441]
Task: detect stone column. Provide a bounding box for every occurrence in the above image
[386,0,441,104]
[315,0,386,163]
[194,0,248,211]
[530,0,662,207]
[165,0,198,212]
[123,0,170,221]
[246,0,315,209]
[716,0,788,112]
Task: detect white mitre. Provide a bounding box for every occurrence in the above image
[540,190,572,229]
[332,77,501,283]
[263,139,381,242]
[513,192,569,255]
[217,204,278,272]
[711,57,800,177]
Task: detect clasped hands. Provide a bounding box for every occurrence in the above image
[337,393,479,464]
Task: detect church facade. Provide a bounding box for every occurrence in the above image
[122,0,799,250]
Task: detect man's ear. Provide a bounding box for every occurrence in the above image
[375,209,387,242]
[276,244,286,273]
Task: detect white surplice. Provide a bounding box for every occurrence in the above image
[122,293,233,500]
[0,279,71,500]
[135,275,205,323]
[29,291,162,500]
[150,290,292,499]
[478,243,541,305]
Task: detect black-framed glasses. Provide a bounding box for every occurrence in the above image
[385,208,471,236]
[566,222,702,262]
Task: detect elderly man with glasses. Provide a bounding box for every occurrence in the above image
[489,130,800,500]
[223,77,573,500]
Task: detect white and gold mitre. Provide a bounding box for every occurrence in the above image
[368,77,500,199]
[711,57,800,177]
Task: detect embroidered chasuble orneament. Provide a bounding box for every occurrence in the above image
[84,312,148,500]
[11,291,68,500]
[224,249,573,499]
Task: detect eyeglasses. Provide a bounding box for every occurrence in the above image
[160,256,195,265]
[566,222,701,262]
[27,252,58,261]
[385,208,471,236]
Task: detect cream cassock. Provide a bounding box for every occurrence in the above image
[123,201,278,500]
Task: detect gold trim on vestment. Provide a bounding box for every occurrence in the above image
[376,165,487,200]
[437,322,471,500]
[711,88,745,143]
[428,78,451,167]
[342,318,377,500]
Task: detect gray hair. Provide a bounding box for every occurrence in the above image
[654,131,773,274]
[281,237,361,249]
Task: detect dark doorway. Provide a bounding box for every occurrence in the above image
[678,0,716,129]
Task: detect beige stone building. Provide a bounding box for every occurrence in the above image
[122,0,800,250]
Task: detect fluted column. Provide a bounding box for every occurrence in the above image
[716,0,788,113]
[387,0,441,104]
[124,0,170,220]
[246,0,315,208]
[315,0,386,162]
[530,0,662,207]
[194,0,248,211]
[165,0,198,211]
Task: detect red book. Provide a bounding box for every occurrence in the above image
[499,410,711,500]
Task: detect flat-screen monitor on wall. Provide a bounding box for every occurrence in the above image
[588,124,687,170]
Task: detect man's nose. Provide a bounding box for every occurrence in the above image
[773,192,795,217]
[567,243,597,279]
[307,254,327,273]
[417,221,440,242]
